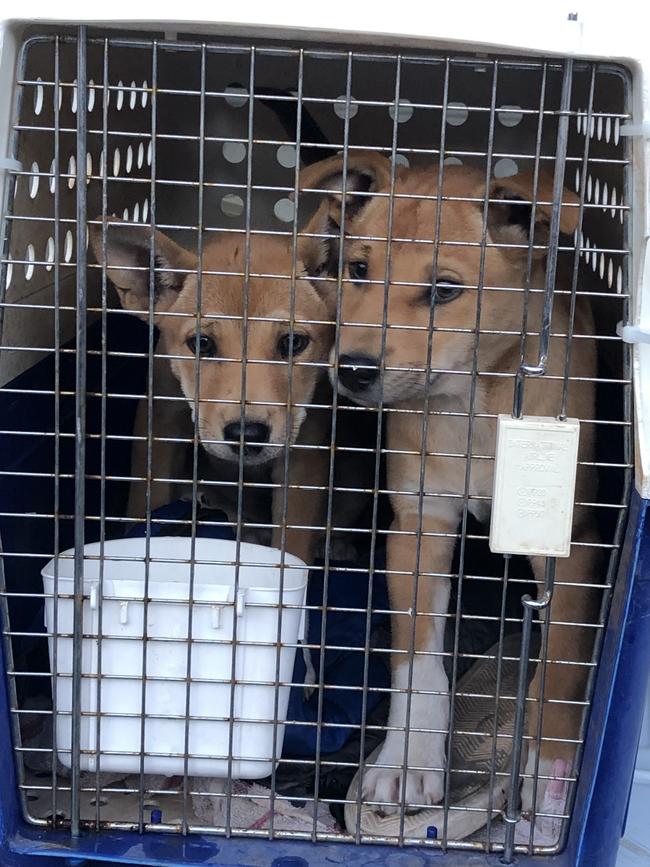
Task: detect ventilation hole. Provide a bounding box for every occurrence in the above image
[273,197,295,222]
[34,78,44,115]
[137,142,144,169]
[221,194,245,217]
[614,117,620,146]
[71,79,78,114]
[99,149,105,178]
[46,236,55,271]
[601,181,608,211]
[64,230,73,263]
[67,155,76,190]
[394,153,410,168]
[58,86,63,111]
[589,115,595,138]
[123,207,129,221]
[597,115,603,141]
[113,147,121,178]
[223,141,247,164]
[599,252,605,279]
[4,259,12,291]
[116,80,124,111]
[133,201,140,223]
[610,186,617,219]
[493,157,519,178]
[389,99,413,123]
[86,152,92,185]
[575,109,582,135]
[142,198,149,223]
[334,95,359,119]
[620,197,624,224]
[87,79,95,113]
[497,104,523,127]
[591,246,598,272]
[147,140,153,167]
[141,80,148,108]
[605,115,612,144]
[29,162,39,199]
[276,144,296,168]
[446,102,468,126]
[607,257,614,289]
[90,798,108,807]
[586,174,593,202]
[594,177,600,207]
[13,177,18,199]
[49,158,56,194]
[443,156,463,166]
[130,81,137,110]
[617,265,623,293]
[126,145,133,174]
[575,167,581,193]
[224,85,248,107]
[26,794,39,802]
[24,243,35,280]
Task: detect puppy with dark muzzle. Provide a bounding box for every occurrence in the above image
[299,151,601,817]
[90,221,333,566]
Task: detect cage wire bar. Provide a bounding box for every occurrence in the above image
[0,23,634,859]
[501,56,573,864]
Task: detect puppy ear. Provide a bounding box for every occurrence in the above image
[483,171,580,258]
[89,218,197,317]
[298,151,393,277]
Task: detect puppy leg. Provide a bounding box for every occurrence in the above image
[521,539,603,814]
[362,508,457,814]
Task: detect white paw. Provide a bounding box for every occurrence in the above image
[362,733,445,816]
[521,752,570,816]
[361,763,444,815]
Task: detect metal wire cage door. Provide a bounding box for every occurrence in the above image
[0,24,633,861]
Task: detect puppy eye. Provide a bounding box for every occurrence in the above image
[434,279,463,304]
[348,260,369,283]
[186,333,217,357]
[277,333,311,359]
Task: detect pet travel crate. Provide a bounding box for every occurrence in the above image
[0,4,649,867]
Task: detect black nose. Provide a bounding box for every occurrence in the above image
[338,354,379,392]
[223,420,270,455]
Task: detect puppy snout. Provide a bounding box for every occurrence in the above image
[338,354,380,393]
[223,420,270,455]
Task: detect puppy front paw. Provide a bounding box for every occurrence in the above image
[361,765,444,815]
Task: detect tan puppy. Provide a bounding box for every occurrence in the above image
[90,222,332,566]
[299,152,600,815]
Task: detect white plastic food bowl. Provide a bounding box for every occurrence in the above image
[41,537,308,778]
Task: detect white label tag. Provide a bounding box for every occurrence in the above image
[489,415,580,558]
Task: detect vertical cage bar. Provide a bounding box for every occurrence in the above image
[224,44,256,837]
[268,47,305,838]
[502,57,575,865]
[182,40,207,834]
[70,24,88,839]
[311,50,354,841]
[442,57,500,849]
[50,34,62,826]
[93,37,111,830]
